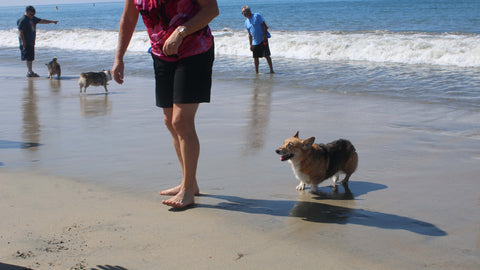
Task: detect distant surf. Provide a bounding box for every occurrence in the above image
[1,28,479,67]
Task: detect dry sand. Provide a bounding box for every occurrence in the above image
[1,64,479,269]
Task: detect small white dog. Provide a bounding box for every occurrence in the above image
[78,70,112,93]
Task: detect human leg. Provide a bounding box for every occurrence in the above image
[254,57,259,73]
[265,56,274,73]
[26,60,33,73]
[154,47,213,207]
[22,46,38,77]
[158,108,184,195]
[159,107,201,196]
[161,103,200,208]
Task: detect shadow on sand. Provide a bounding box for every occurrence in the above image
[91,265,128,270]
[0,140,42,149]
[197,181,446,237]
[0,262,32,270]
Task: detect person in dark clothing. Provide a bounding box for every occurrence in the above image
[17,6,58,77]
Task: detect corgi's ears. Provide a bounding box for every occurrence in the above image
[293,131,299,138]
[303,137,315,148]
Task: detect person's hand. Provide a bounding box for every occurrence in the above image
[250,45,253,51]
[112,60,125,84]
[53,20,58,24]
[162,30,183,56]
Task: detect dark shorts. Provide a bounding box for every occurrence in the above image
[20,45,35,61]
[152,45,214,108]
[252,42,271,58]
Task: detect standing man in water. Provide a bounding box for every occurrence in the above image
[242,6,274,74]
[17,6,58,77]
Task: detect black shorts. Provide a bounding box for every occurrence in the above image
[20,45,35,61]
[252,42,271,58]
[152,45,214,108]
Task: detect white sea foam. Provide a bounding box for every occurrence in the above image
[1,28,479,67]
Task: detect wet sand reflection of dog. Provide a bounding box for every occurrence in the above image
[49,77,61,92]
[80,94,112,118]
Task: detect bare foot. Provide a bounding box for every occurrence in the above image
[159,184,199,196]
[162,188,196,209]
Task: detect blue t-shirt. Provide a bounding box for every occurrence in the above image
[245,13,266,46]
[17,15,41,46]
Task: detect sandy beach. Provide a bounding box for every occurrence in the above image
[1,62,479,269]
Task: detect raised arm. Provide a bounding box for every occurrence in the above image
[113,0,139,84]
[38,19,58,24]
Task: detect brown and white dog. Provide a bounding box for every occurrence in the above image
[46,57,61,79]
[276,131,358,193]
[78,70,112,93]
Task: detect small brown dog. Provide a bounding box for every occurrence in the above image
[78,70,112,93]
[276,131,358,193]
[46,57,61,79]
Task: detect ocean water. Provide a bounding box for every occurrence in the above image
[0,0,479,109]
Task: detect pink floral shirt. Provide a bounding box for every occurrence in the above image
[135,0,214,61]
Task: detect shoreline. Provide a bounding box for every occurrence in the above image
[1,65,479,269]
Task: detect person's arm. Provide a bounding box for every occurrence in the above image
[162,0,219,56]
[262,21,268,42]
[38,18,58,24]
[18,19,27,48]
[18,30,25,48]
[112,0,139,84]
[247,31,253,51]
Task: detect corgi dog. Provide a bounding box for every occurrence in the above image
[46,57,61,79]
[276,131,358,193]
[78,70,112,93]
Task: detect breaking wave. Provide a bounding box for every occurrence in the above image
[1,28,479,67]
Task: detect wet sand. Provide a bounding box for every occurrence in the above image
[1,63,479,269]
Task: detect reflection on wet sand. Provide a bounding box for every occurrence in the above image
[80,94,111,118]
[244,77,272,153]
[22,79,40,153]
[48,78,61,93]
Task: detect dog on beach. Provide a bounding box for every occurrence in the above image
[78,70,112,93]
[276,131,358,193]
[46,57,61,79]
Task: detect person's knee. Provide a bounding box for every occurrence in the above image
[163,113,176,132]
[171,117,195,136]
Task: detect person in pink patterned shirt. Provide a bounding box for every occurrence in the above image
[113,0,219,209]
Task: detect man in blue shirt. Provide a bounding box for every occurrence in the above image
[242,6,274,74]
[17,6,58,77]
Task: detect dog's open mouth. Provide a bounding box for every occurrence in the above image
[280,154,294,161]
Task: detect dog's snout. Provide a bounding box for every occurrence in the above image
[275,149,281,154]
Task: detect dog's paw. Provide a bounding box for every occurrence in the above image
[296,183,306,191]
